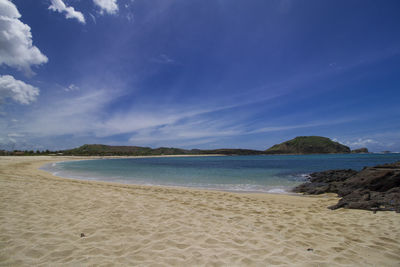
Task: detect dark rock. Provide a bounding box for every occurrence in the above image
[80,233,85,238]
[293,161,400,212]
[292,169,357,194]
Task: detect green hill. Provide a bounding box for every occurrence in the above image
[63,144,190,156]
[62,144,264,156]
[351,148,369,153]
[265,136,351,154]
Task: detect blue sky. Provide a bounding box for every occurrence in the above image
[1,0,400,152]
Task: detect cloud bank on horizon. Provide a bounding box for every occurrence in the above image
[1,0,400,152]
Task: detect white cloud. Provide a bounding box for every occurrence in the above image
[96,104,244,138]
[64,84,80,92]
[151,54,175,64]
[338,138,379,148]
[126,12,133,22]
[8,133,24,137]
[6,89,243,143]
[93,0,119,14]
[98,112,181,137]
[249,117,355,134]
[128,119,241,146]
[0,75,39,104]
[6,89,134,142]
[0,0,48,73]
[89,13,97,24]
[49,0,86,24]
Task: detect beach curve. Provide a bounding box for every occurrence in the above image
[1,156,400,266]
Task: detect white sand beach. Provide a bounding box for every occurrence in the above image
[1,156,399,266]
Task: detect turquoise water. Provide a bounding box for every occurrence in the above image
[42,153,400,193]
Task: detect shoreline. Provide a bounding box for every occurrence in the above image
[40,158,302,196]
[1,156,400,266]
[35,156,308,199]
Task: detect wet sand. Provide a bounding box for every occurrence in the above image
[1,156,399,266]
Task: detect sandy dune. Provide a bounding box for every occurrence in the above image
[0,156,399,266]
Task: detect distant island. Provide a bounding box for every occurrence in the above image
[61,144,265,156]
[351,148,369,153]
[265,136,351,154]
[1,136,370,156]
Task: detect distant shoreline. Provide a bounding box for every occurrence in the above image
[4,151,398,158]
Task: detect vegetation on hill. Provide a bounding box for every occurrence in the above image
[61,144,265,156]
[351,148,369,153]
[265,136,351,154]
[1,136,360,156]
[0,149,62,156]
[195,149,265,156]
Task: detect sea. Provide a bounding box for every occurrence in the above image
[41,153,400,194]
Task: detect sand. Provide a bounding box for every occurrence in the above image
[1,156,399,266]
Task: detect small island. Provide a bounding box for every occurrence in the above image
[265,136,350,154]
[351,148,369,153]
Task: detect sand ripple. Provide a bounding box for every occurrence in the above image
[1,156,400,266]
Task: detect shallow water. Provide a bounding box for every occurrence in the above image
[42,153,400,193]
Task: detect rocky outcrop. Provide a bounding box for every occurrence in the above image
[351,148,369,153]
[293,161,400,212]
[265,136,350,154]
[293,169,358,195]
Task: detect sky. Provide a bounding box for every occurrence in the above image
[1,0,400,152]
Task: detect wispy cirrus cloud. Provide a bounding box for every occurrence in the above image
[1,89,117,150]
[3,83,398,151]
[20,89,115,136]
[3,88,255,146]
[1,79,362,150]
[249,118,357,134]
[128,117,242,146]
[151,54,175,64]
[64,84,80,92]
